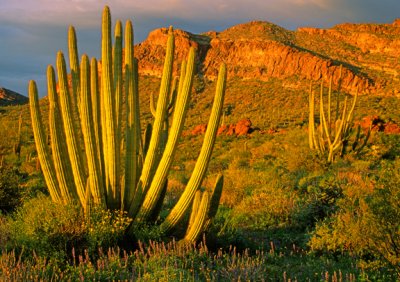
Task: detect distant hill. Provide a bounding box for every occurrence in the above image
[0,87,28,106]
[134,19,400,96]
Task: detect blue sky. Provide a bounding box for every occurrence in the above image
[0,0,399,97]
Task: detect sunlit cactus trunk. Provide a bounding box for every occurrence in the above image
[28,6,226,243]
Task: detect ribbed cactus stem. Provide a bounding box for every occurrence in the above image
[308,83,315,150]
[142,123,152,158]
[80,54,105,205]
[47,65,77,203]
[136,26,174,197]
[184,191,210,242]
[56,51,87,206]
[124,20,142,211]
[328,76,333,127]
[90,57,104,184]
[114,20,123,204]
[101,6,119,207]
[28,80,61,203]
[68,26,81,115]
[114,20,123,129]
[161,63,227,233]
[188,190,202,231]
[204,174,224,230]
[320,82,332,148]
[177,61,187,100]
[136,48,195,223]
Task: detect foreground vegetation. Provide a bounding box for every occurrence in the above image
[1,111,400,280]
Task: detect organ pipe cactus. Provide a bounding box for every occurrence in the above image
[308,68,369,163]
[28,6,226,242]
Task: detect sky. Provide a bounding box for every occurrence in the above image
[0,0,399,97]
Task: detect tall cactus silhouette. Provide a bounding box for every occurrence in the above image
[28,6,226,242]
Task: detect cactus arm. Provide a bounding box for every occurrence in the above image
[114,20,123,205]
[114,20,123,129]
[68,26,81,116]
[149,92,157,117]
[320,82,332,147]
[124,64,138,210]
[56,51,87,206]
[47,65,77,203]
[142,123,152,158]
[133,58,142,163]
[137,26,174,196]
[101,6,119,207]
[308,84,315,150]
[328,98,348,162]
[184,191,210,242]
[28,80,62,203]
[80,54,105,205]
[328,76,332,128]
[148,179,168,222]
[204,174,224,230]
[177,61,187,97]
[188,190,202,231]
[90,57,105,186]
[168,77,178,114]
[346,88,358,125]
[331,98,348,147]
[124,20,143,211]
[136,49,195,223]
[161,63,226,233]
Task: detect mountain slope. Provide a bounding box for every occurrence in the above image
[136,20,400,96]
[0,87,28,106]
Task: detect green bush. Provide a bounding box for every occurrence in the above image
[0,196,133,260]
[0,166,24,213]
[309,159,400,273]
[365,160,400,271]
[1,196,85,260]
[86,206,132,252]
[295,172,344,228]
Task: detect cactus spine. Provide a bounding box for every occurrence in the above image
[28,6,226,242]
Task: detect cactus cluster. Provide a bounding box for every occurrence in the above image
[308,67,369,163]
[28,6,226,242]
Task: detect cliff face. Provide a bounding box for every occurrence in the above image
[135,20,400,96]
[0,87,28,106]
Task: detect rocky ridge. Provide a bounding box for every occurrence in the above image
[135,19,400,96]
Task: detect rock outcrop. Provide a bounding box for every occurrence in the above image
[134,20,395,95]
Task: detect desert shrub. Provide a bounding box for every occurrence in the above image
[1,196,133,260]
[2,196,85,260]
[231,186,297,231]
[309,159,400,273]
[294,172,344,228]
[364,160,400,271]
[0,166,24,213]
[85,206,133,253]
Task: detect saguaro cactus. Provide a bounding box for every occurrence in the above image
[28,6,226,242]
[308,68,369,163]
